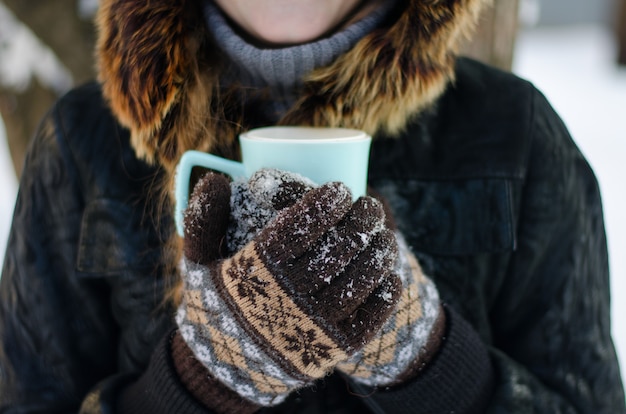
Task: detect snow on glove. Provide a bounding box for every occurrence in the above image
[176,172,402,406]
[226,170,444,387]
[226,169,316,254]
[336,224,444,387]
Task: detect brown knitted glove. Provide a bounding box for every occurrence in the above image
[225,172,446,387]
[330,189,445,387]
[176,172,401,406]
[336,232,445,387]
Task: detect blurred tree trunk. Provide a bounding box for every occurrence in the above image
[0,80,57,177]
[0,0,96,177]
[0,0,520,178]
[460,0,521,71]
[617,0,626,65]
[2,0,95,81]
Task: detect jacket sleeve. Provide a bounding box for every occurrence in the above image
[0,98,212,414]
[348,306,495,414]
[345,87,626,414]
[0,109,117,412]
[479,89,625,413]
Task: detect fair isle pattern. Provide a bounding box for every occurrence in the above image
[218,243,349,376]
[337,233,440,385]
[177,259,305,406]
[176,245,349,406]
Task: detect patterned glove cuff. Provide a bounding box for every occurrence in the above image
[350,307,494,414]
[388,304,447,384]
[171,331,260,413]
[175,258,311,406]
[176,253,356,406]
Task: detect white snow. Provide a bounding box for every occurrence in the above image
[0,116,17,264]
[0,3,73,93]
[0,22,625,379]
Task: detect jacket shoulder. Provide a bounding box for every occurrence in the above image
[446,58,539,178]
[48,82,157,200]
[371,58,548,181]
[368,58,582,255]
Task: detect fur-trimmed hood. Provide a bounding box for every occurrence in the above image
[96,0,489,171]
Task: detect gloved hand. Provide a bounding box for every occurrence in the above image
[336,231,445,387]
[225,169,445,388]
[176,171,402,407]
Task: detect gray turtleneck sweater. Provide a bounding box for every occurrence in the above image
[204,1,398,121]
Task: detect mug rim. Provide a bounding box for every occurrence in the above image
[241,126,370,143]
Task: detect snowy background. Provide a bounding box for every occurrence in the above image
[1,2,625,381]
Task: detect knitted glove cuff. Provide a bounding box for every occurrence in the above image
[175,257,320,406]
[171,330,260,413]
[338,232,442,386]
[351,307,494,414]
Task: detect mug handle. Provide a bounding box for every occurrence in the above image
[174,150,246,236]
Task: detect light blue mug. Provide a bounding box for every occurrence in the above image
[174,126,372,235]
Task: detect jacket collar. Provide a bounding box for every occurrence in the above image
[96,0,489,171]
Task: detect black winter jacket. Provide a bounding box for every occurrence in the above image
[1,58,625,413]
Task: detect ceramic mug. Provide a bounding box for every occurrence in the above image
[174,126,372,235]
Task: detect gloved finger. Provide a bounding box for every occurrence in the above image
[366,187,398,231]
[248,168,316,211]
[183,172,232,264]
[285,196,386,293]
[337,273,402,347]
[226,179,275,254]
[313,229,398,324]
[257,182,352,261]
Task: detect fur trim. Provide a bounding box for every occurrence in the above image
[281,0,487,134]
[96,0,490,170]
